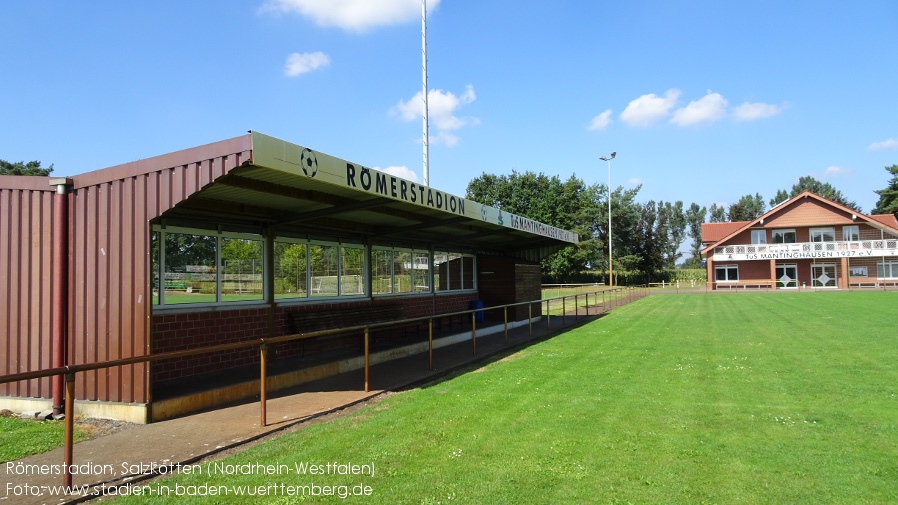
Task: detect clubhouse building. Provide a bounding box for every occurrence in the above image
[0,132,579,422]
[702,190,898,290]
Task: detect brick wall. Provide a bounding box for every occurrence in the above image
[151,308,272,383]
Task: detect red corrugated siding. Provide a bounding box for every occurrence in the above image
[0,184,55,397]
[68,137,252,403]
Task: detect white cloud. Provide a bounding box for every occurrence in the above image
[262,0,440,32]
[822,165,849,178]
[393,85,477,147]
[588,109,613,131]
[377,165,420,183]
[670,91,728,126]
[868,138,898,151]
[284,51,330,77]
[733,101,781,121]
[620,89,680,127]
[627,178,643,186]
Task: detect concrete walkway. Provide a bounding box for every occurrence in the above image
[0,305,613,504]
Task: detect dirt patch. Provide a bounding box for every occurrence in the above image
[75,417,139,440]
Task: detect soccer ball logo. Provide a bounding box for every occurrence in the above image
[300,148,318,177]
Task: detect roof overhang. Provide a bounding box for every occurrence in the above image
[156,132,578,261]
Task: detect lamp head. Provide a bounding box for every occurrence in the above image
[610,152,616,159]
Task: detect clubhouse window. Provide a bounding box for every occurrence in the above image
[877,261,898,279]
[751,229,767,244]
[772,229,796,244]
[715,264,739,282]
[842,225,860,242]
[810,227,836,242]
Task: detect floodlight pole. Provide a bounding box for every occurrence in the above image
[421,0,430,187]
[600,152,616,287]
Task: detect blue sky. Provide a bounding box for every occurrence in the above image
[2,0,897,214]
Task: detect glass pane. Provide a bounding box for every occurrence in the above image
[221,237,264,302]
[310,244,339,296]
[751,230,766,244]
[433,251,448,292]
[715,267,727,281]
[393,250,413,293]
[371,249,393,294]
[462,256,475,289]
[151,231,160,305]
[340,246,365,296]
[274,242,307,299]
[412,251,431,292]
[843,226,859,241]
[164,232,217,304]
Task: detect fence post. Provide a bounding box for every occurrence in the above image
[574,294,579,321]
[428,318,434,370]
[503,306,508,344]
[260,342,268,427]
[471,312,477,355]
[528,303,532,337]
[63,372,75,488]
[364,328,370,392]
[562,297,566,326]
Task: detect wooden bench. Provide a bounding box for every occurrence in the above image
[714,281,775,291]
[286,303,407,356]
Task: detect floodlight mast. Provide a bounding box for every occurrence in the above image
[422,0,429,187]
[599,152,616,287]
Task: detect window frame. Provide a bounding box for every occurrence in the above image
[842,225,860,242]
[714,264,739,282]
[750,229,767,245]
[771,229,796,244]
[809,227,836,243]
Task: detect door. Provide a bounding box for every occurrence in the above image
[811,264,837,288]
[775,264,798,288]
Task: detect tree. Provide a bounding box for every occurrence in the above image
[466,171,607,278]
[872,164,898,217]
[772,175,861,212]
[727,193,765,221]
[0,159,53,176]
[708,203,727,223]
[768,189,789,208]
[683,203,706,268]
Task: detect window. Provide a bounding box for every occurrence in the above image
[775,264,798,288]
[810,227,836,242]
[152,227,264,306]
[849,266,868,277]
[751,230,767,244]
[434,251,477,291]
[771,229,796,244]
[751,229,767,244]
[877,261,898,279]
[842,225,859,242]
[372,247,434,295]
[274,241,308,299]
[714,264,738,282]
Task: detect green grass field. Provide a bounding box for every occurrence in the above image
[106,292,896,503]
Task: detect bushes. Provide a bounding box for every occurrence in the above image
[543,268,706,286]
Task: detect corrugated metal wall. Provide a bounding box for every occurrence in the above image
[0,177,55,397]
[1,135,252,404]
[68,136,252,404]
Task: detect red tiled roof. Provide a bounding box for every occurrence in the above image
[870,214,898,228]
[701,221,750,244]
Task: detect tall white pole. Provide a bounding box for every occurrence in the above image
[601,152,615,287]
[422,0,430,187]
[607,157,612,288]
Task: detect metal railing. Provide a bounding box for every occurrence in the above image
[0,285,647,487]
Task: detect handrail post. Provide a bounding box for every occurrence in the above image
[546,300,550,329]
[364,327,370,392]
[428,318,434,370]
[562,297,566,326]
[528,302,532,337]
[260,342,268,427]
[574,294,578,321]
[503,306,508,344]
[471,312,477,355]
[63,372,75,488]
